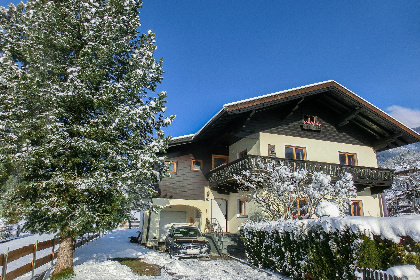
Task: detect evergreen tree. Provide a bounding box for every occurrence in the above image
[0,0,173,275]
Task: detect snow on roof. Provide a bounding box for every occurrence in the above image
[171,134,195,141]
[223,80,335,107]
[170,80,420,145]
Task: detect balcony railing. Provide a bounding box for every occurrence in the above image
[206,155,393,188]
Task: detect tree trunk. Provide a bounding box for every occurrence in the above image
[53,235,74,276]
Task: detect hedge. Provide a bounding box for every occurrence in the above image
[241,216,420,280]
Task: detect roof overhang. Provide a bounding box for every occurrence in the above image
[170,80,420,150]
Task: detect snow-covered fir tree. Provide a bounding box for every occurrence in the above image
[233,158,356,220]
[0,0,174,275]
[378,127,420,216]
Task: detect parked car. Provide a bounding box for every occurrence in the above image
[165,224,210,258]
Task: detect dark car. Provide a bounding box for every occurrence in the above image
[165,224,210,258]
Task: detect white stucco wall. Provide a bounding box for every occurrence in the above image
[230,133,378,168]
[258,133,378,167]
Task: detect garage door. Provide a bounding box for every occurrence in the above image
[158,211,187,241]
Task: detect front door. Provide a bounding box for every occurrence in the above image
[211,198,227,232]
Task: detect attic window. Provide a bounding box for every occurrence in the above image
[302,115,321,131]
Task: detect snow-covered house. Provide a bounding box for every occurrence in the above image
[141,80,420,243]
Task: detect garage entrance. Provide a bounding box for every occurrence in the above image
[159,210,187,241]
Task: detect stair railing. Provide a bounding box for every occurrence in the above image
[210,218,225,251]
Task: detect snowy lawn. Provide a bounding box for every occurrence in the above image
[69,228,288,280]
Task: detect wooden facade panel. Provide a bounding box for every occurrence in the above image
[159,154,208,200]
[159,143,228,200]
[243,100,373,147]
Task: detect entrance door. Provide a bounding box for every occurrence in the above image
[159,211,187,241]
[211,198,227,232]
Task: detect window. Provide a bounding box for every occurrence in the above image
[339,152,357,166]
[268,144,276,157]
[350,200,363,216]
[165,161,177,173]
[293,198,308,217]
[238,198,248,217]
[191,159,203,171]
[212,155,229,169]
[238,149,247,159]
[285,146,306,160]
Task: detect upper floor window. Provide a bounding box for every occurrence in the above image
[339,152,357,166]
[212,155,229,169]
[165,161,177,173]
[191,159,203,171]
[350,200,363,216]
[285,146,306,160]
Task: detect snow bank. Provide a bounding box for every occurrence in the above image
[386,265,420,280]
[316,201,340,217]
[242,215,420,243]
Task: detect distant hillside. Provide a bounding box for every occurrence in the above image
[377,127,420,170]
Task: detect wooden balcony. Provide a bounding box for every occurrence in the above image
[206,155,393,192]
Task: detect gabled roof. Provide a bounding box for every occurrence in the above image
[170,80,420,151]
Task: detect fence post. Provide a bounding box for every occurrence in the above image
[32,240,38,278]
[2,247,9,280]
[51,238,56,267]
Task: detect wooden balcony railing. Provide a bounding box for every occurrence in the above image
[206,155,393,188]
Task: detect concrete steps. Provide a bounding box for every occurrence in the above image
[204,233,246,259]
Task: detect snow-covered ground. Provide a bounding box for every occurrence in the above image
[70,228,288,280]
[0,228,288,280]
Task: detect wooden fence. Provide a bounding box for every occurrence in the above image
[356,267,403,280]
[0,233,100,280]
[121,220,140,228]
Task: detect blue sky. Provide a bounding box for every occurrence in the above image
[2,0,420,135]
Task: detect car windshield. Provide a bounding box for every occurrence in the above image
[173,227,201,237]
